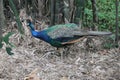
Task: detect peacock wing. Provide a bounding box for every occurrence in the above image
[46,23,79,39]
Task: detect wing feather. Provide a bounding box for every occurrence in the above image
[47,23,79,39]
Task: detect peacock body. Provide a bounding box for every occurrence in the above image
[27,20,112,48]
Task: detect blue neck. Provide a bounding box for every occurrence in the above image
[28,22,51,43]
[28,22,35,30]
[31,30,50,43]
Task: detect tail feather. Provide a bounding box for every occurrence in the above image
[73,31,112,36]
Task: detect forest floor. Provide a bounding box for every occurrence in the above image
[0,26,120,80]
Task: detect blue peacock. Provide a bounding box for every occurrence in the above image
[26,19,112,48]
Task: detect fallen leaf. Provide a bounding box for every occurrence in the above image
[60,76,68,80]
[24,68,40,80]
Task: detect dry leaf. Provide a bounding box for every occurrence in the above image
[60,76,68,80]
[24,68,40,80]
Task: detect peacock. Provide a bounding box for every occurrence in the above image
[26,19,112,58]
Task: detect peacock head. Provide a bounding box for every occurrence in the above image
[26,19,35,30]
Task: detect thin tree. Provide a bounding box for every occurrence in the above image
[115,0,119,47]
[50,0,56,26]
[38,0,43,17]
[75,0,85,26]
[91,0,98,30]
[69,0,76,23]
[0,0,5,41]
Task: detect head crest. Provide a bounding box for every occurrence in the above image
[26,19,32,23]
[26,19,35,30]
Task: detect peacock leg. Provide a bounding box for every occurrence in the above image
[63,46,71,60]
[56,46,71,61]
[56,48,64,61]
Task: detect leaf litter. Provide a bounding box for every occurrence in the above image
[0,25,120,80]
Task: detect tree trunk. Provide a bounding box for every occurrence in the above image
[38,0,43,17]
[57,0,65,24]
[50,0,56,26]
[91,0,98,30]
[0,0,5,41]
[69,0,75,23]
[115,0,119,47]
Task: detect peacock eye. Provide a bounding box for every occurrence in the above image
[21,19,24,22]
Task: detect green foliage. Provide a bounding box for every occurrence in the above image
[103,43,113,49]
[103,42,119,49]
[102,34,119,49]
[0,32,15,55]
[3,32,15,47]
[0,42,3,48]
[6,47,14,55]
[97,0,116,31]
[3,32,13,44]
[76,0,120,32]
[8,0,24,34]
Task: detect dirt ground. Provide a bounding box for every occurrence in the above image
[0,30,120,80]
